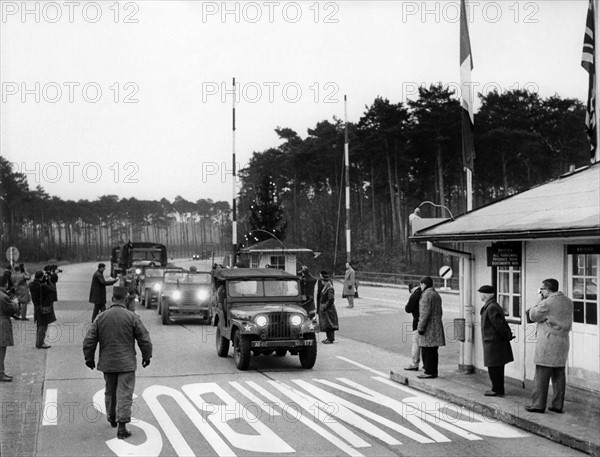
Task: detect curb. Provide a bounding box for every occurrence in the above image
[389,370,599,456]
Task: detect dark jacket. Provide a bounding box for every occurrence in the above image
[319,280,339,331]
[83,303,152,372]
[0,290,17,347]
[417,287,445,347]
[89,269,117,305]
[405,288,422,331]
[300,272,317,315]
[480,297,514,367]
[29,279,57,326]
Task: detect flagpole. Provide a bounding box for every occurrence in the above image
[344,95,351,264]
[232,77,238,266]
[592,0,600,163]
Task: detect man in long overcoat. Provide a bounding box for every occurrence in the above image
[319,271,339,344]
[11,265,31,320]
[479,285,514,396]
[0,287,18,382]
[29,271,58,349]
[525,278,573,413]
[83,286,152,439]
[416,276,445,379]
[342,263,356,309]
[89,263,119,322]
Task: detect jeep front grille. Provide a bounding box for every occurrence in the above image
[265,312,293,339]
[180,291,198,306]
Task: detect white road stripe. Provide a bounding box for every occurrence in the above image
[42,388,58,426]
[336,356,388,377]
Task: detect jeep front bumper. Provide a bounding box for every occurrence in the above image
[250,339,315,348]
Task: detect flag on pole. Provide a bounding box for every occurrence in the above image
[460,0,475,172]
[582,0,597,160]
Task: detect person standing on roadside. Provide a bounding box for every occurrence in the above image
[342,262,356,309]
[83,286,152,440]
[404,283,423,371]
[298,266,317,317]
[478,285,514,397]
[29,271,57,349]
[89,263,119,322]
[525,278,573,414]
[0,286,18,382]
[11,264,31,320]
[319,271,339,344]
[416,276,445,379]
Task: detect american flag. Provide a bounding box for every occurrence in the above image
[460,0,475,172]
[582,0,597,160]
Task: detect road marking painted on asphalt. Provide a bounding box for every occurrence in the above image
[42,388,58,426]
[336,356,388,377]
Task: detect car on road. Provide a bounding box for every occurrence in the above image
[211,267,318,370]
[192,253,201,260]
[138,266,177,309]
[159,269,212,325]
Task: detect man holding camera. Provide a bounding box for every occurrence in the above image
[525,278,573,414]
[29,271,57,349]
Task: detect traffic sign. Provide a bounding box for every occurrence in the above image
[439,265,453,279]
[6,246,19,264]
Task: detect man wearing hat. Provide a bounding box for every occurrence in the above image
[89,263,119,322]
[479,285,514,396]
[318,271,339,343]
[416,276,445,378]
[29,270,57,349]
[298,266,317,317]
[83,286,152,440]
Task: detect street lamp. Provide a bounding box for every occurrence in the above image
[415,201,454,220]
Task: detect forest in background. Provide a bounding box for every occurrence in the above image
[1,85,591,274]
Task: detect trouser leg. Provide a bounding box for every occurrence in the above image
[104,373,118,421]
[115,372,136,423]
[531,365,552,410]
[0,346,6,375]
[410,330,420,367]
[19,301,28,319]
[346,296,354,308]
[36,324,48,347]
[487,365,505,394]
[92,304,106,322]
[421,347,437,375]
[550,367,566,411]
[326,329,335,341]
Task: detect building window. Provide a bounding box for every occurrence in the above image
[496,266,521,321]
[270,255,285,270]
[250,254,259,269]
[570,252,598,325]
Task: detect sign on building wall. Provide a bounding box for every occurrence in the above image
[487,242,522,267]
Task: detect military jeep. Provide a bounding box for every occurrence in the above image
[211,268,318,370]
[159,269,212,325]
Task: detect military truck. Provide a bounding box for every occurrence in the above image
[211,268,318,370]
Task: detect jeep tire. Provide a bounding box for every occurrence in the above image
[233,331,251,370]
[161,301,172,325]
[299,335,317,369]
[216,325,229,357]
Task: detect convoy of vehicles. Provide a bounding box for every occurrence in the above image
[110,242,168,277]
[138,266,183,309]
[210,268,318,370]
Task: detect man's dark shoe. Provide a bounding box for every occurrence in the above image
[37,344,51,349]
[484,390,504,397]
[548,407,563,413]
[417,374,437,379]
[321,339,333,344]
[117,424,131,439]
[404,366,419,371]
[21,317,30,321]
[525,405,545,413]
[107,416,118,427]
[0,375,13,382]
[12,315,20,320]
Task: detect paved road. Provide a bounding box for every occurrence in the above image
[4,260,585,456]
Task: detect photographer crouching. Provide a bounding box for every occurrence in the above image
[29,271,57,349]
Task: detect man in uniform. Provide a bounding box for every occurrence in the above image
[83,286,152,439]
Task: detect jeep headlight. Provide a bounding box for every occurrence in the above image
[153,283,162,291]
[290,314,303,326]
[197,289,209,301]
[135,268,142,275]
[255,315,268,327]
[173,290,181,300]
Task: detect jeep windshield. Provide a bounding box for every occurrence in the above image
[145,268,165,278]
[164,272,211,284]
[228,279,299,298]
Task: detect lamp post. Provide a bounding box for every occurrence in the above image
[415,200,454,220]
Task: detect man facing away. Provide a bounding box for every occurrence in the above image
[525,278,573,414]
[83,286,152,439]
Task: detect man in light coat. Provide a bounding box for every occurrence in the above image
[342,263,356,309]
[525,278,573,413]
[11,265,31,320]
[416,276,445,379]
[83,286,152,439]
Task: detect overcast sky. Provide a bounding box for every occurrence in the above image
[0,1,592,204]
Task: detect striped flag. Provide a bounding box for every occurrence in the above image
[582,0,597,160]
[460,0,475,172]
